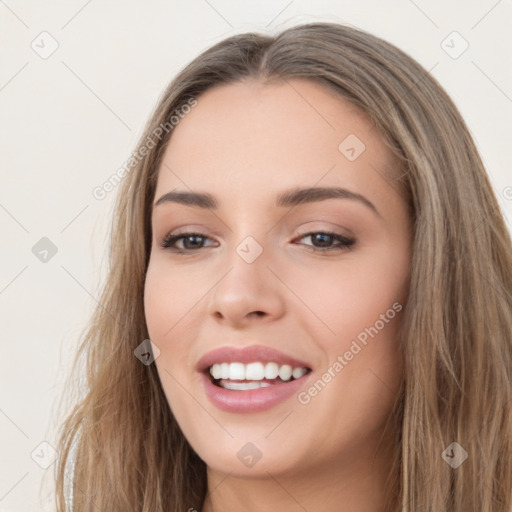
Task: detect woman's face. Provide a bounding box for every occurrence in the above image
[144,78,412,479]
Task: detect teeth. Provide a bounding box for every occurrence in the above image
[265,362,279,379]
[222,381,272,390]
[209,362,309,382]
[292,367,307,379]
[211,364,222,380]
[245,362,265,380]
[220,363,229,379]
[229,362,245,380]
[278,364,292,381]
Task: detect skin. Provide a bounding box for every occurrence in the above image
[144,78,413,512]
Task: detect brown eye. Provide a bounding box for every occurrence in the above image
[159,230,355,255]
[160,232,215,252]
[296,231,355,252]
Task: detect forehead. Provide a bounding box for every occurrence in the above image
[154,78,399,209]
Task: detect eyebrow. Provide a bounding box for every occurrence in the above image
[154,186,381,218]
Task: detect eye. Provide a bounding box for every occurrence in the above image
[159,232,215,252]
[295,231,355,253]
[158,230,355,254]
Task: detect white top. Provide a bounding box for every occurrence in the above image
[64,430,79,511]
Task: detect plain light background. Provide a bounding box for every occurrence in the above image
[0,1,511,510]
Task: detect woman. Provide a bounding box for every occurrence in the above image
[54,22,512,511]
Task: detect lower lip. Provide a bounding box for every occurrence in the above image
[200,372,311,413]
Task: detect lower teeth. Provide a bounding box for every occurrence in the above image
[217,378,293,390]
[220,381,271,390]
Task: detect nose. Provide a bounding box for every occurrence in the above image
[206,246,286,328]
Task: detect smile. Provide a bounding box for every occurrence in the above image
[197,345,313,413]
[209,361,309,390]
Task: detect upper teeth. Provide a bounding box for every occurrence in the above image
[209,362,308,381]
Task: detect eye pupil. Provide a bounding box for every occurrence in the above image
[183,235,203,249]
[312,233,333,247]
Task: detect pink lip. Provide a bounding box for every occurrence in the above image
[196,345,313,413]
[199,372,312,413]
[196,345,312,372]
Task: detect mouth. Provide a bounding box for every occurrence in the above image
[207,361,312,390]
[196,345,313,413]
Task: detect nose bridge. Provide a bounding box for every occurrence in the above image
[228,213,280,279]
[206,229,285,324]
[224,209,275,267]
[221,231,271,299]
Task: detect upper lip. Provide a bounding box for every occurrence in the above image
[196,345,313,372]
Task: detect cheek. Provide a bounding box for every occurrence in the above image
[143,257,214,374]
[288,249,409,350]
[288,247,408,421]
[144,264,199,420]
[143,263,193,387]
[143,259,204,341]
[299,251,407,424]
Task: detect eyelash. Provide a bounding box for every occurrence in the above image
[159,230,355,254]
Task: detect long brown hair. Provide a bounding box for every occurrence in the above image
[52,22,512,511]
